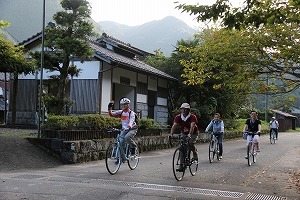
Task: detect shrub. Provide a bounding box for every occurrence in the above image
[42,114,161,130]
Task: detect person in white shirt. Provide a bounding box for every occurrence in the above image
[269,117,279,140]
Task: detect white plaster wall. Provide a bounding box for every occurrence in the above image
[157,97,167,106]
[101,63,112,112]
[137,94,147,103]
[158,78,168,88]
[112,68,137,87]
[19,61,99,80]
[73,61,99,79]
[148,76,157,91]
[138,73,147,83]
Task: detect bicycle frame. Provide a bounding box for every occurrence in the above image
[209,133,220,163]
[246,132,258,166]
[105,128,140,175]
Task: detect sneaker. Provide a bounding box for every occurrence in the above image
[130,148,136,156]
[115,159,120,165]
[219,156,223,159]
[245,156,248,159]
[256,148,260,152]
[176,164,184,172]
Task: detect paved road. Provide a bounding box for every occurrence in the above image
[0,130,299,200]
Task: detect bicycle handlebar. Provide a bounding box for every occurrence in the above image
[244,131,260,135]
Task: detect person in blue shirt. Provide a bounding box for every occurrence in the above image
[205,113,225,159]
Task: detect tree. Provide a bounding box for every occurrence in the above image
[0,22,36,125]
[176,0,300,30]
[177,0,300,93]
[35,0,95,115]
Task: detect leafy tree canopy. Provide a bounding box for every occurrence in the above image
[176,0,300,30]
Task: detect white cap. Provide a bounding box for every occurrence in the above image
[272,117,275,119]
[180,103,190,109]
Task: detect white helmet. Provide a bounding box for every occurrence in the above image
[120,97,130,105]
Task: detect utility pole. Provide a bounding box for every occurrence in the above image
[38,0,45,137]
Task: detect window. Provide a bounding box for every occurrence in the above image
[157,87,168,98]
[120,76,130,85]
[137,82,147,94]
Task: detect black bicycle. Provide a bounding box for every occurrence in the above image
[209,132,220,163]
[169,135,198,181]
[105,128,140,175]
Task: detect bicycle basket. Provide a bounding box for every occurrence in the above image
[242,132,247,140]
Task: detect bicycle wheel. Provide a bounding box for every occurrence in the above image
[272,131,276,144]
[216,143,220,161]
[247,143,252,166]
[172,148,185,181]
[128,147,140,170]
[188,151,198,176]
[209,140,215,163]
[270,131,274,144]
[105,142,121,175]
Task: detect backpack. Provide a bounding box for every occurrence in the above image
[121,110,139,127]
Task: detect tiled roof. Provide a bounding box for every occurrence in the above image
[17,32,176,81]
[18,31,42,47]
[96,33,154,57]
[90,42,176,81]
[271,109,297,118]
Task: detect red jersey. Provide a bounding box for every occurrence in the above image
[174,114,199,135]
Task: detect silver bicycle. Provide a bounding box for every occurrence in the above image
[105,128,140,175]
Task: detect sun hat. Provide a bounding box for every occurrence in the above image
[180,103,190,109]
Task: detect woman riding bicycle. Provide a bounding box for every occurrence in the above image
[242,110,262,159]
[205,113,224,159]
[170,103,199,172]
[108,98,138,162]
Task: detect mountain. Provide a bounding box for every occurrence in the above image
[98,16,198,56]
[0,0,102,43]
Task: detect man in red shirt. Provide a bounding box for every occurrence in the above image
[170,103,199,171]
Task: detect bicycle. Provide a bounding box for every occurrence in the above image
[105,128,140,175]
[209,132,220,163]
[270,129,276,144]
[169,135,198,181]
[245,131,258,166]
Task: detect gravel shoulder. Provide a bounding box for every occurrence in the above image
[0,128,63,172]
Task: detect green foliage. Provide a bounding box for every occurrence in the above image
[42,114,120,130]
[36,0,96,114]
[176,0,300,30]
[42,114,161,130]
[139,119,160,129]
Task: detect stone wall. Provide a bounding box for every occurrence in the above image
[27,130,267,164]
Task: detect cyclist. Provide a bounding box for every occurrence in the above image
[269,117,279,140]
[170,103,199,172]
[108,98,138,163]
[205,113,224,159]
[242,110,261,159]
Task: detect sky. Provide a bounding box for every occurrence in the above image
[88,0,243,29]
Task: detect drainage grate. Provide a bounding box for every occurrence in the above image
[12,174,46,180]
[10,175,287,199]
[245,193,287,200]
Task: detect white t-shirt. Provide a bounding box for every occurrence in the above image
[269,120,279,129]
